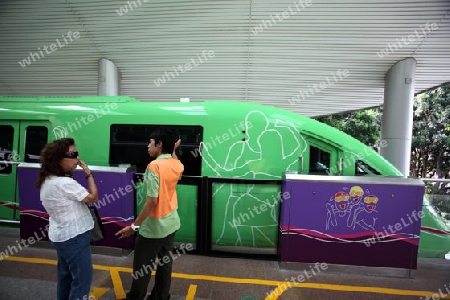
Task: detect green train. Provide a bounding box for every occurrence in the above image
[0,95,448,258]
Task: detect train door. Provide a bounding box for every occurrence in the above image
[0,121,20,222]
[0,121,49,222]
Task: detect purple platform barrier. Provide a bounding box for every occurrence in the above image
[17,163,136,249]
[278,173,425,271]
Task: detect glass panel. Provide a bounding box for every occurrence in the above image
[24,126,48,163]
[309,145,330,175]
[110,124,203,174]
[0,125,14,174]
[426,180,450,225]
[211,182,280,250]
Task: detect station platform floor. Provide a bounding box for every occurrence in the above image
[1,226,450,300]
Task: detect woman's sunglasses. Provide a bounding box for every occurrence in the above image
[65,151,79,159]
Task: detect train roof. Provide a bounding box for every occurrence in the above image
[0,95,402,176]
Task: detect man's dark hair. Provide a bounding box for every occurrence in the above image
[149,129,176,154]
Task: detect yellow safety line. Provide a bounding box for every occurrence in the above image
[3,256,57,265]
[3,256,450,299]
[110,267,126,300]
[95,264,129,272]
[265,285,288,300]
[91,287,109,300]
[262,282,450,299]
[169,271,450,299]
[186,284,198,300]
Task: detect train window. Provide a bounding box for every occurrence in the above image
[309,145,331,175]
[110,124,203,175]
[24,126,48,163]
[0,125,14,174]
[355,160,381,176]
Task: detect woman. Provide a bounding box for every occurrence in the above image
[36,138,98,300]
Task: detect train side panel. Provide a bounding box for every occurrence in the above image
[0,97,448,257]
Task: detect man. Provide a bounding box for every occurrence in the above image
[116,129,184,300]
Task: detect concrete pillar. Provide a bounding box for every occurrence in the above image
[380,57,417,177]
[97,58,120,96]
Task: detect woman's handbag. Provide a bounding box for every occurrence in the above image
[87,204,106,241]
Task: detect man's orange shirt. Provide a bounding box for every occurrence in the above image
[139,153,184,238]
[147,156,184,218]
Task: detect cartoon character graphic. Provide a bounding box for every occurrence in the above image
[326,191,350,230]
[347,186,364,228]
[349,186,364,205]
[351,195,379,231]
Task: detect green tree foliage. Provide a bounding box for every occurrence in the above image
[410,83,450,178]
[316,108,382,151]
[316,82,450,179]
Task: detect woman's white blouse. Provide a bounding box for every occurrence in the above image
[40,176,94,242]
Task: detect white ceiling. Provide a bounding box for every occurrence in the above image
[0,0,449,117]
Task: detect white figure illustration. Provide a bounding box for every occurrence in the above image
[351,195,379,231]
[201,111,307,247]
[326,191,350,230]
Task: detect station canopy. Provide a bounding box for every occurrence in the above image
[0,0,449,117]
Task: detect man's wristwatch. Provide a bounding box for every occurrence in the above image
[131,223,140,231]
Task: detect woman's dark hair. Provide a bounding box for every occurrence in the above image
[36,138,75,189]
[149,129,176,154]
